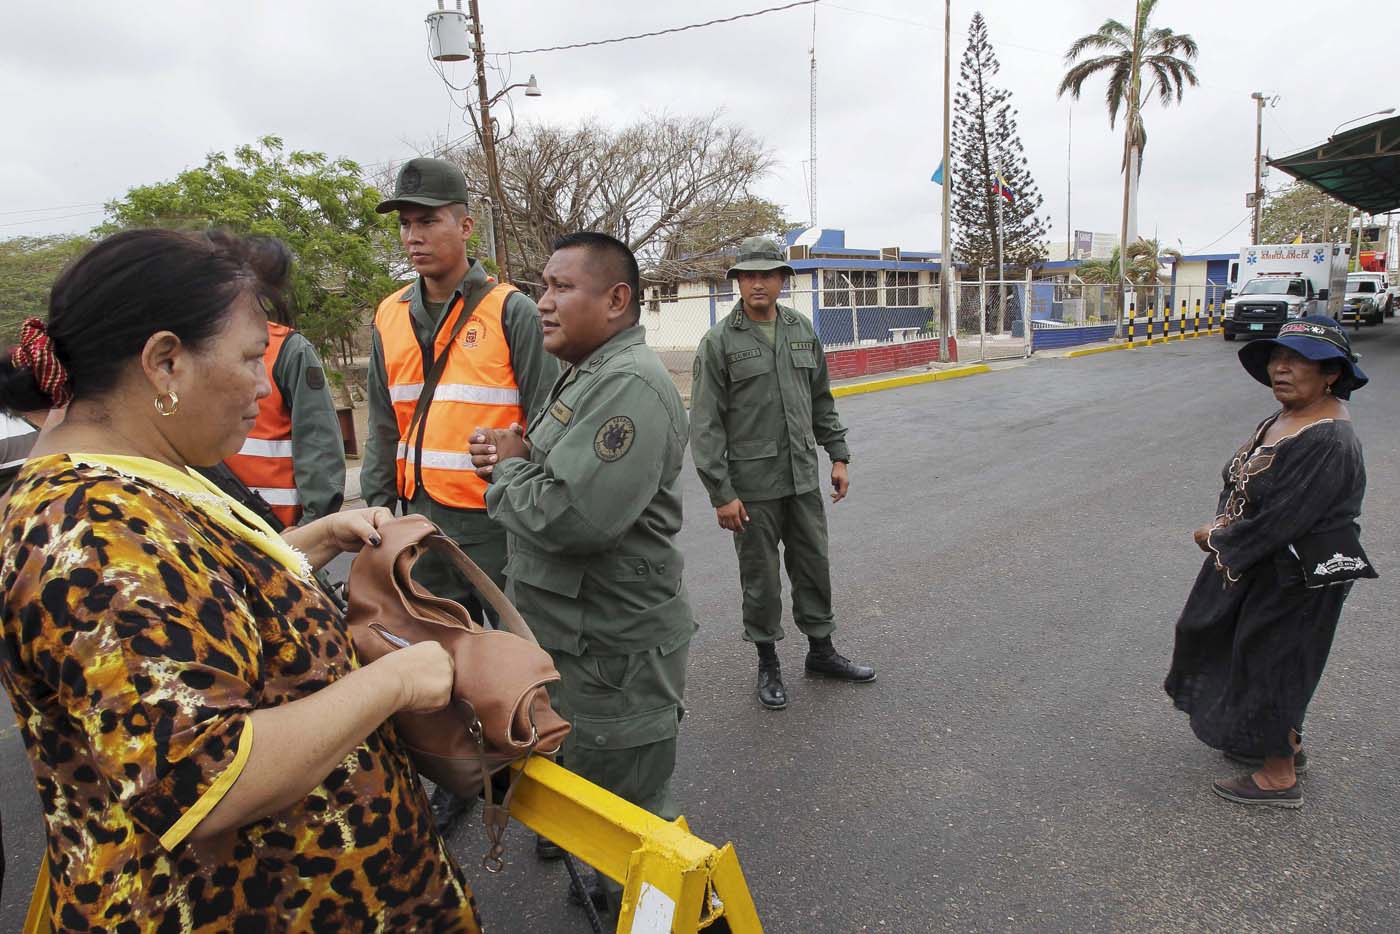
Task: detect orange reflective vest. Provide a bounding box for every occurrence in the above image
[226,323,301,527]
[375,280,525,509]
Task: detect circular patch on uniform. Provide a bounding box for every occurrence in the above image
[593,416,635,462]
[692,356,701,380]
[400,164,422,193]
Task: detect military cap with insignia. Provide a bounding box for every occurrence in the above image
[375,157,472,214]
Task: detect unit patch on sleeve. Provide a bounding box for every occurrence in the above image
[305,367,325,390]
[692,356,701,380]
[548,399,575,426]
[593,415,636,462]
[726,348,763,365]
[789,340,814,352]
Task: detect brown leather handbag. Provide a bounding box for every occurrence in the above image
[345,514,569,869]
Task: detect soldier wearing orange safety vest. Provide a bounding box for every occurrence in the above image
[363,157,557,632]
[223,237,344,527]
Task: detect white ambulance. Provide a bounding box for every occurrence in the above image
[1222,243,1350,340]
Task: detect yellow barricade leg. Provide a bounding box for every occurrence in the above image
[507,757,763,933]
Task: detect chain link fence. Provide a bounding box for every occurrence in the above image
[646,275,1235,396]
[647,283,958,397]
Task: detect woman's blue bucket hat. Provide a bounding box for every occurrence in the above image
[1237,315,1368,400]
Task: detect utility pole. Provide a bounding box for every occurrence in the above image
[1250,91,1265,244]
[808,4,818,227]
[468,0,511,279]
[938,0,953,363]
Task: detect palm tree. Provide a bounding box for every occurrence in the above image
[1078,238,1181,319]
[1058,0,1198,322]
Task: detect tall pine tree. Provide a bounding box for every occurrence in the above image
[952,13,1047,294]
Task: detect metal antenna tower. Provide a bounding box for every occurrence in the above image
[807,3,817,226]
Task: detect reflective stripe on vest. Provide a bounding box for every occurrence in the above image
[225,323,302,527]
[374,280,525,509]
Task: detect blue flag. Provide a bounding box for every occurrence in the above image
[931,161,945,185]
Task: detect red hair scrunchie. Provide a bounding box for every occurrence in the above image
[10,317,72,407]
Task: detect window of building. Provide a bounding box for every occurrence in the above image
[647,282,678,313]
[884,271,920,306]
[823,270,879,307]
[821,271,848,308]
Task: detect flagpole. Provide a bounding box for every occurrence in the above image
[938,0,953,363]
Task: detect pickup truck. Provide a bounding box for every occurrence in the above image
[1221,274,1321,341]
[1345,272,1393,321]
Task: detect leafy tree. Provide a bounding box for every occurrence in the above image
[1078,237,1180,314]
[102,136,398,365]
[0,235,94,343]
[1259,183,1354,245]
[1057,0,1198,279]
[951,12,1048,330]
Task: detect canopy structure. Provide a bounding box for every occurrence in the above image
[1268,116,1400,214]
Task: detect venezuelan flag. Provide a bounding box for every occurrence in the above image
[994,173,1016,204]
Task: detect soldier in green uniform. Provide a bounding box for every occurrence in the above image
[362,158,559,831]
[469,232,694,915]
[690,236,875,710]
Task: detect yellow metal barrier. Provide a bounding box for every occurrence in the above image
[1126,302,1136,346]
[1179,300,1188,340]
[509,757,763,933]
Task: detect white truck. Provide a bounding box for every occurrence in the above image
[1222,243,1350,340]
[1344,271,1392,323]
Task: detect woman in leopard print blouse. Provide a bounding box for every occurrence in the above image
[0,229,482,932]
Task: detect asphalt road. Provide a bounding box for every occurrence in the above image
[2,324,1397,932]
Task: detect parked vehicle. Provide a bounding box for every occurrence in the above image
[1222,243,1350,341]
[1342,274,1386,327]
[1346,271,1393,318]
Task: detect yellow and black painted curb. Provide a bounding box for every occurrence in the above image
[832,363,992,398]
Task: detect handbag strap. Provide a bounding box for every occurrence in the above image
[420,531,540,646]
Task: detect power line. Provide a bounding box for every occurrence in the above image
[0,200,105,218]
[499,0,817,56]
[0,209,106,230]
[1184,213,1251,255]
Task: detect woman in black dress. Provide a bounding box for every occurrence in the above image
[1165,316,1374,809]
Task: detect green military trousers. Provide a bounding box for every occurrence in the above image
[549,640,690,822]
[733,488,837,644]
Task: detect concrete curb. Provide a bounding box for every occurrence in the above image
[831,363,991,398]
[1063,328,1225,359]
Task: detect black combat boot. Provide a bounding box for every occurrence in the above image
[755,641,788,710]
[429,786,473,836]
[805,636,876,682]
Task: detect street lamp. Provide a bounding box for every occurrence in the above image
[1330,107,1395,138]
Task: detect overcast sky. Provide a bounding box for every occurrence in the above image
[3,0,1396,257]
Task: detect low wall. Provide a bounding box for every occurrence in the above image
[825,336,958,380]
[1030,324,1116,351]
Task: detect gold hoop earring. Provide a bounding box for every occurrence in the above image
[153,390,180,417]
